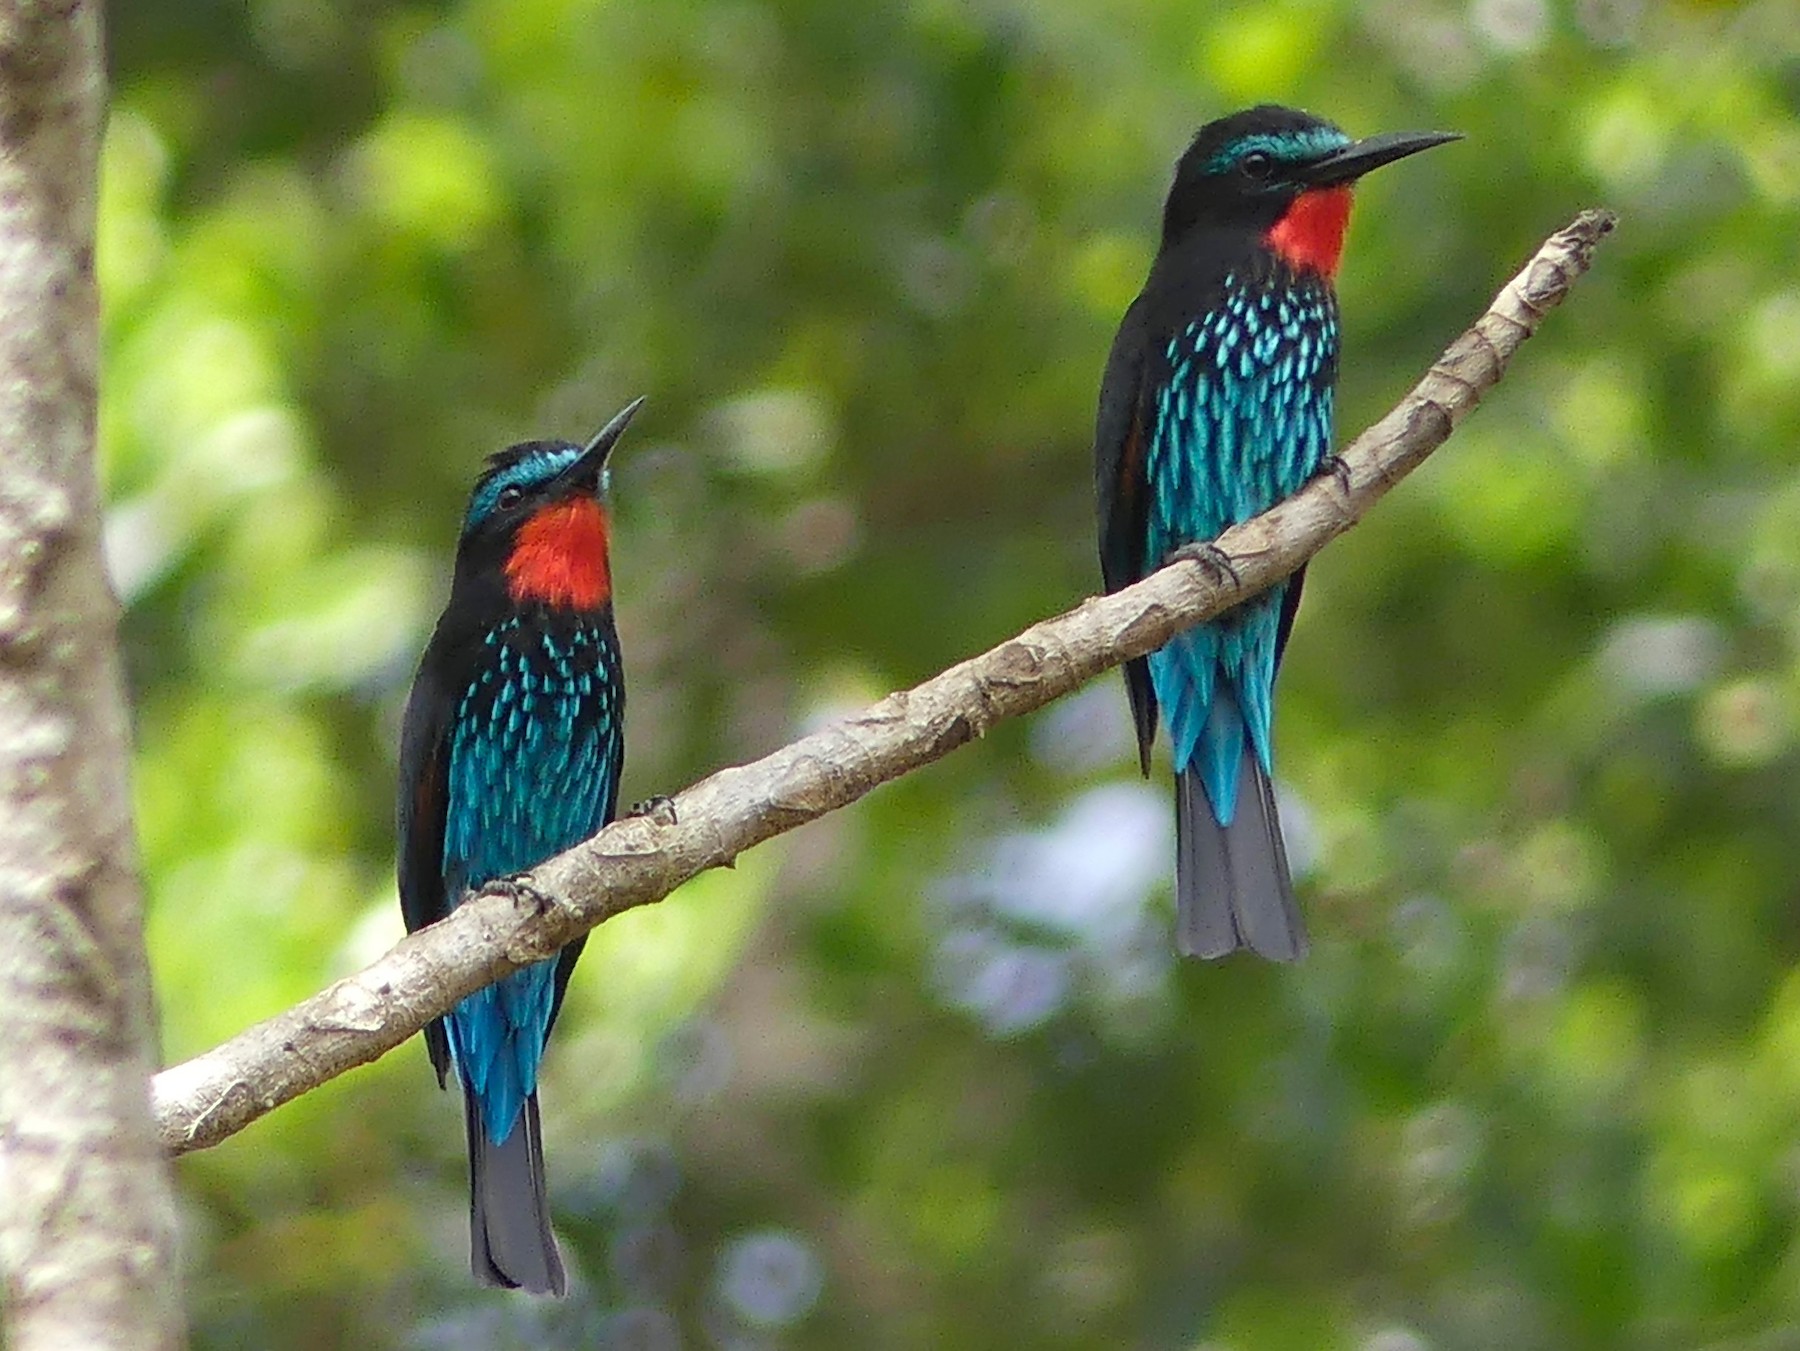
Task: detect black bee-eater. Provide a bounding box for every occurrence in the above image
[397,397,642,1293]
[1094,106,1457,960]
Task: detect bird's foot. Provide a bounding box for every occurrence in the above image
[626,794,679,827]
[487,875,556,916]
[1317,453,1353,496]
[1164,540,1241,589]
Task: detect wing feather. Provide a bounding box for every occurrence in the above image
[1094,295,1160,773]
[397,649,456,1082]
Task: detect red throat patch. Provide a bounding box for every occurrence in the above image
[1265,187,1354,278]
[505,496,611,609]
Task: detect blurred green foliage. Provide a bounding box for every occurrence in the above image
[105,0,1800,1346]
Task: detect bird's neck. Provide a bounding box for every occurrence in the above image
[1263,187,1353,279]
[503,497,612,610]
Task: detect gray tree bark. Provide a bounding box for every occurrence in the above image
[0,2,186,1349]
[151,210,1616,1158]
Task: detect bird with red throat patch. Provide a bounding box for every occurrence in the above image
[1093,105,1458,961]
[398,397,643,1294]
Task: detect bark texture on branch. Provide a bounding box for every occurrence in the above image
[0,3,187,1349]
[152,209,1617,1158]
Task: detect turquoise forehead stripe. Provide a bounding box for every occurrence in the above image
[1205,127,1351,174]
[465,445,582,528]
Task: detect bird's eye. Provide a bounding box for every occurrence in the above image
[496,485,524,511]
[1240,151,1274,180]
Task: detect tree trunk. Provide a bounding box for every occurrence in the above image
[0,2,186,1348]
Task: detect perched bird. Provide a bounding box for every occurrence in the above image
[397,397,642,1293]
[1094,106,1456,960]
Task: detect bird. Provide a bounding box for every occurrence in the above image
[1093,105,1457,961]
[397,396,643,1293]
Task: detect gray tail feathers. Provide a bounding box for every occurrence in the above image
[464,1088,566,1296]
[1175,751,1306,962]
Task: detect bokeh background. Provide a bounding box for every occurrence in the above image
[105,0,1800,1347]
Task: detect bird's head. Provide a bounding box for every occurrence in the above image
[457,396,644,611]
[1162,105,1459,277]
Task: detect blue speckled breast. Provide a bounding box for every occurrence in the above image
[1143,267,1339,816]
[442,613,623,1143]
[1145,268,1338,555]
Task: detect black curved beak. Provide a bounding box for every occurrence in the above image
[1300,130,1462,187]
[555,395,646,493]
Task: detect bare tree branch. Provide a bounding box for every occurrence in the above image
[151,208,1617,1158]
[0,2,188,1348]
